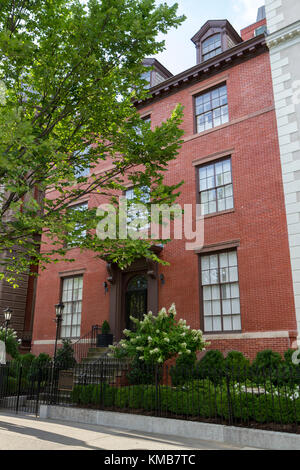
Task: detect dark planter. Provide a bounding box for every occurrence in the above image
[96,333,113,348]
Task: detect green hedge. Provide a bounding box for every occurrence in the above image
[69,379,300,425]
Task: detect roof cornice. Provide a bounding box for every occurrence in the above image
[191,19,242,45]
[135,35,267,108]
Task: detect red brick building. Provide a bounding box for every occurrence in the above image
[31,14,297,360]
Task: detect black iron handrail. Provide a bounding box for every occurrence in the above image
[70,325,101,364]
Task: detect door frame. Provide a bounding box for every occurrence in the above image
[107,255,159,342]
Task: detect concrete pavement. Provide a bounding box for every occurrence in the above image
[0,411,254,450]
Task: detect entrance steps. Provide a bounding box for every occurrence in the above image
[79,347,109,364]
[74,347,128,385]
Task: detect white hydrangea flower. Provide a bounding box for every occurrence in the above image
[168,303,177,316]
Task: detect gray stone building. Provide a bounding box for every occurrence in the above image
[265,0,300,344]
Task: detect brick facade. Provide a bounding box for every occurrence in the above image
[31,16,297,360]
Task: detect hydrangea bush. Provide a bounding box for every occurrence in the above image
[109,304,208,364]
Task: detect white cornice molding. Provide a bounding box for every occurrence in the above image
[266,20,300,48]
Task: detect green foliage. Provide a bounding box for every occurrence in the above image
[69,378,300,425]
[170,353,197,386]
[70,383,116,407]
[28,353,52,381]
[109,304,208,365]
[0,327,20,358]
[195,350,225,383]
[252,349,283,371]
[126,357,162,385]
[55,340,76,369]
[0,0,186,281]
[101,321,110,335]
[224,351,250,381]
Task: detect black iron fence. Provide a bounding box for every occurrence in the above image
[1,360,300,434]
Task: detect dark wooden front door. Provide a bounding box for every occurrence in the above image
[125,275,148,331]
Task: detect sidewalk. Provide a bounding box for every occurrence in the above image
[0,411,254,450]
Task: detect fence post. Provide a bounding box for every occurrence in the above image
[35,368,42,417]
[225,370,233,425]
[155,364,159,416]
[16,364,23,414]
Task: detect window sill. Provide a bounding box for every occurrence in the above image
[203,330,242,336]
[197,208,235,220]
[185,121,231,142]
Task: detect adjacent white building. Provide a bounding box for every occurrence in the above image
[265,0,300,344]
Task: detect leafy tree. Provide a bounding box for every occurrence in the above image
[0,0,185,283]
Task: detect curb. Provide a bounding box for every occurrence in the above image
[39,405,300,450]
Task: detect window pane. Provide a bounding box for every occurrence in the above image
[202,270,210,285]
[219,253,228,268]
[217,187,225,199]
[204,317,213,332]
[203,286,211,300]
[221,283,231,299]
[204,301,212,315]
[201,191,208,203]
[200,179,207,191]
[208,201,217,213]
[218,198,226,212]
[229,266,238,282]
[212,285,220,299]
[232,315,241,330]
[210,255,218,269]
[212,300,221,315]
[226,197,234,210]
[222,299,231,314]
[223,317,232,331]
[231,283,240,298]
[231,298,240,314]
[210,268,219,284]
[228,251,237,266]
[220,268,229,283]
[206,176,215,189]
[213,316,222,331]
[202,256,210,270]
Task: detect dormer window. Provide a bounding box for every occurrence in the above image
[202,33,222,61]
[191,20,242,65]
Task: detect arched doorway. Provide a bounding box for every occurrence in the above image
[125,275,148,331]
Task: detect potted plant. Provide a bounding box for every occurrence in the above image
[97,320,113,347]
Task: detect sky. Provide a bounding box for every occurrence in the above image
[154,0,264,74]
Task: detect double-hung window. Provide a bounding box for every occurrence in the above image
[201,250,241,333]
[195,84,228,133]
[60,276,83,339]
[199,158,233,215]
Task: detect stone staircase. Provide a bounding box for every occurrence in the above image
[79,347,109,364]
[74,347,128,386]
